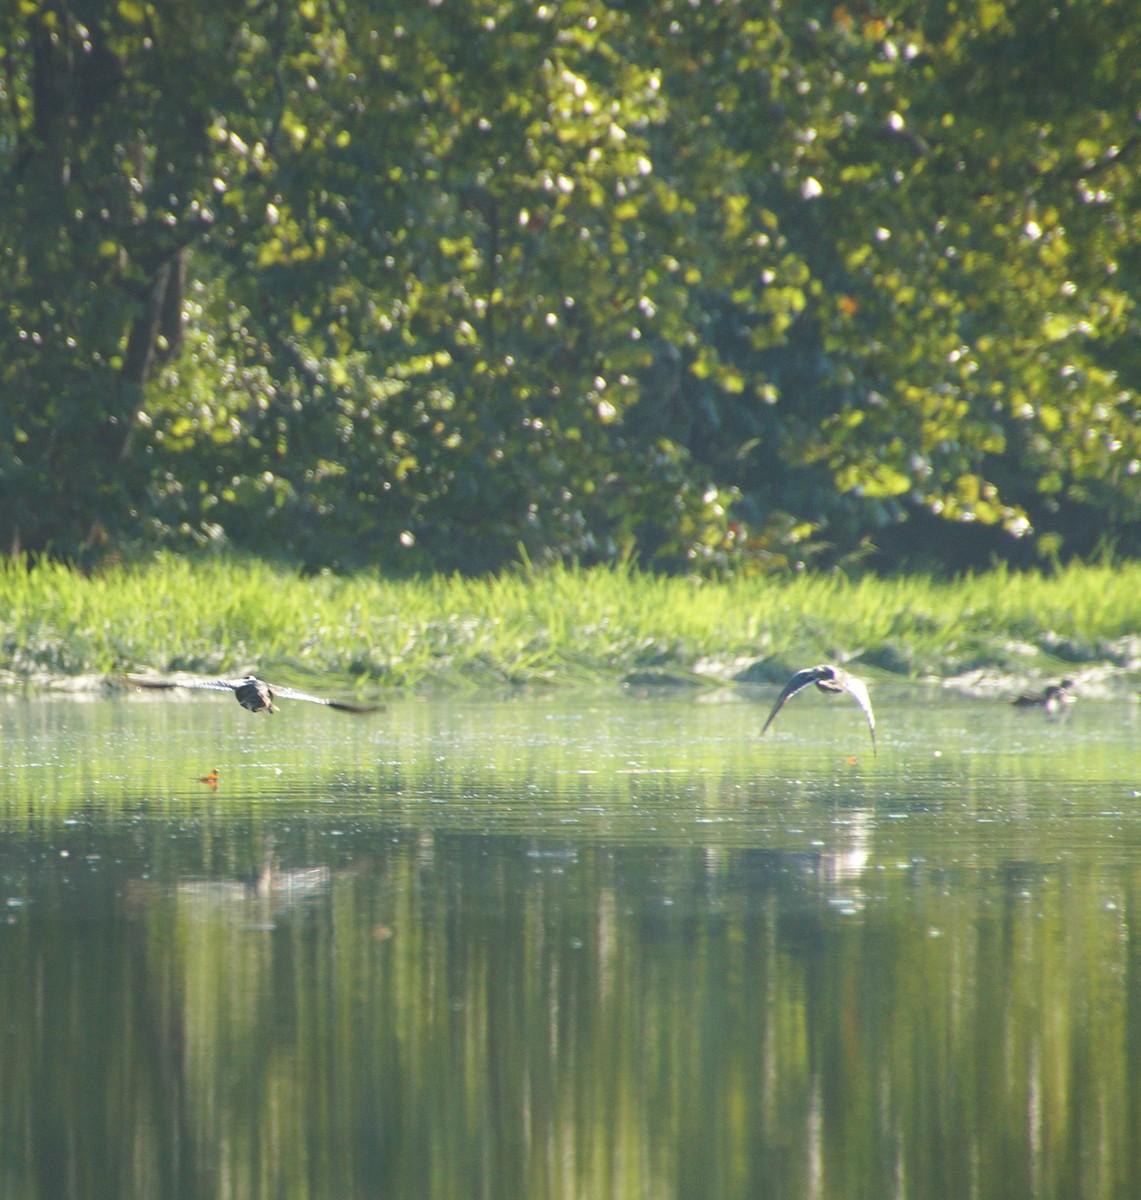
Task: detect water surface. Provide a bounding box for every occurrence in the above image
[1,686,1140,1200]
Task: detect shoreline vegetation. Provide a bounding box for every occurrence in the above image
[2,556,1140,700]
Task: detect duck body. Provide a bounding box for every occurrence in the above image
[235,677,277,713]
[1012,679,1074,716]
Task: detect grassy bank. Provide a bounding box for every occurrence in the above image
[2,555,1140,693]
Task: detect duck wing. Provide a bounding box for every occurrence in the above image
[835,669,877,754]
[121,675,241,695]
[269,685,382,714]
[760,666,833,736]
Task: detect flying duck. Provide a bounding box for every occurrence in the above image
[761,664,876,754]
[1012,678,1074,716]
[121,674,381,714]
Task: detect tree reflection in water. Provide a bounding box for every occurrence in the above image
[0,692,1139,1199]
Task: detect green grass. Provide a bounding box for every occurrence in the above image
[2,554,1140,691]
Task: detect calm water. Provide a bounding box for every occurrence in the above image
[1,684,1141,1200]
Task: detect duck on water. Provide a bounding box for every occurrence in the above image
[1012,678,1075,716]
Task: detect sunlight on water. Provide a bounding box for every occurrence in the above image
[1,686,1140,1199]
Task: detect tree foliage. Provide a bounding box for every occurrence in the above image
[2,0,1140,572]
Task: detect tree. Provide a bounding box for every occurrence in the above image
[4,0,1141,573]
[147,0,761,571]
[0,0,255,557]
[756,0,1141,562]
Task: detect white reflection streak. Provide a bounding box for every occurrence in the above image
[761,906,779,1131]
[1028,1042,1042,1198]
[884,1068,906,1200]
[597,887,618,1005]
[806,1073,823,1200]
[819,808,874,912]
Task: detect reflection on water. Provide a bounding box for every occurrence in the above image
[0,689,1140,1199]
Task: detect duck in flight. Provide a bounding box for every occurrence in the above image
[761,664,876,754]
[1012,678,1074,716]
[121,674,381,714]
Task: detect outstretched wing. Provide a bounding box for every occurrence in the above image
[121,675,240,695]
[837,670,876,753]
[271,685,382,714]
[760,666,832,736]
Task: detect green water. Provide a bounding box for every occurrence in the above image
[1,686,1140,1200]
